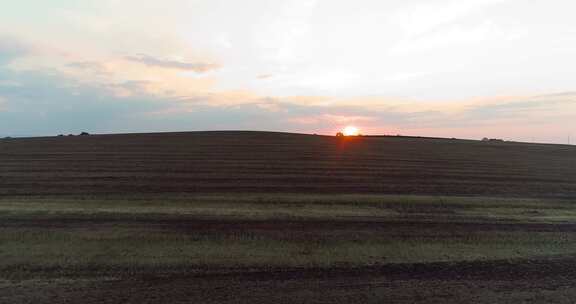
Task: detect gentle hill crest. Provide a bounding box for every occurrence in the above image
[1,131,575,198]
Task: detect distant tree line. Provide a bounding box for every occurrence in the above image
[58,132,91,137]
[482,137,504,142]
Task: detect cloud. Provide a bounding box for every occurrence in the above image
[0,65,574,143]
[0,46,573,143]
[288,114,375,125]
[66,61,111,77]
[462,93,576,121]
[536,91,576,98]
[0,80,22,87]
[0,68,163,136]
[390,93,576,134]
[390,20,507,53]
[50,54,219,100]
[391,0,509,37]
[124,54,220,73]
[257,74,274,79]
[0,36,30,64]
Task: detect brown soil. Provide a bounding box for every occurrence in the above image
[1,131,575,198]
[4,256,576,304]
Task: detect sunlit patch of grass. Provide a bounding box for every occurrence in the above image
[2,228,576,279]
[2,194,576,279]
[1,194,575,223]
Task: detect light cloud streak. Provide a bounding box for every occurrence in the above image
[124,54,220,73]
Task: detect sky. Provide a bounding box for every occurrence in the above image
[0,0,575,143]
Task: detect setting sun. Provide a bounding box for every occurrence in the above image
[342,126,360,136]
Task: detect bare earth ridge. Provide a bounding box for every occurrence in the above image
[1,131,575,197]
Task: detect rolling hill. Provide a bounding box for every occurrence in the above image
[0,131,575,198]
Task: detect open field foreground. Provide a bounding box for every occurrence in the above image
[1,132,576,303]
[3,194,576,303]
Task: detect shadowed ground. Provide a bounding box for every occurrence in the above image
[1,131,575,197]
[1,132,576,303]
[4,256,576,304]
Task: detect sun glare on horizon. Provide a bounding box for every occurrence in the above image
[342,126,360,136]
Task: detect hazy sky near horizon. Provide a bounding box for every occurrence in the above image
[0,0,575,143]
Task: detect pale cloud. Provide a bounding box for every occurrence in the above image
[257,74,274,80]
[66,61,111,76]
[0,60,574,143]
[390,20,511,53]
[289,114,375,125]
[257,0,319,64]
[0,36,31,64]
[124,54,220,73]
[58,56,218,99]
[390,0,510,36]
[0,80,22,87]
[460,93,576,123]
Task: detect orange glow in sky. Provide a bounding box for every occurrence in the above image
[342,126,360,136]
